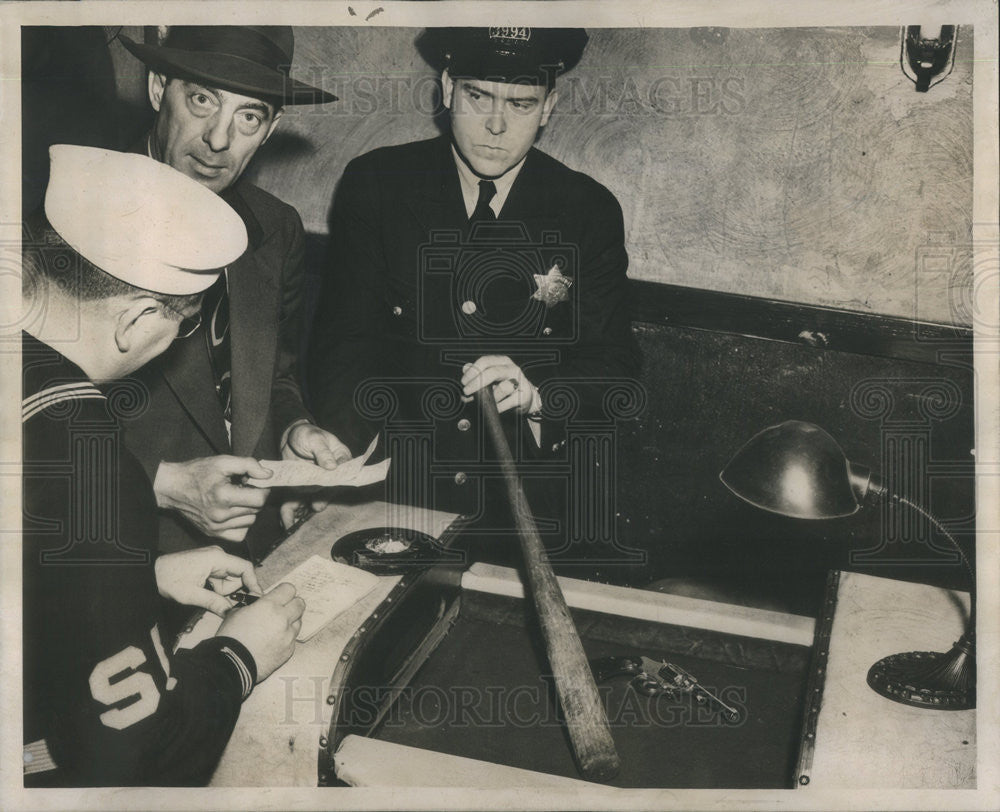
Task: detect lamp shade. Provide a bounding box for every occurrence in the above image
[719,420,860,519]
[719,419,974,710]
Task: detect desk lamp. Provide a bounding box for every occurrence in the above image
[719,420,974,710]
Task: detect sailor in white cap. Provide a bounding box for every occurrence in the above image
[21,145,305,786]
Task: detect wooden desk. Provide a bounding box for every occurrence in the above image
[181,505,974,789]
[178,501,460,787]
[797,570,975,789]
[182,501,816,788]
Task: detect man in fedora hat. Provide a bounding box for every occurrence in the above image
[119,26,349,562]
[22,145,305,786]
[308,28,640,559]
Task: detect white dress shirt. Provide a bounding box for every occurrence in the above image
[452,146,527,218]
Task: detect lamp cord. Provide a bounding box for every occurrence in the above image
[890,493,975,634]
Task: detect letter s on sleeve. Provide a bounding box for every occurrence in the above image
[88,646,161,730]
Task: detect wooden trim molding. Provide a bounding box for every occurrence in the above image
[462,562,817,648]
[629,280,973,366]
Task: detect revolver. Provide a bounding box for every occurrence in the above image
[590,655,741,722]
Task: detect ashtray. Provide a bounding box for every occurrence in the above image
[331,526,461,575]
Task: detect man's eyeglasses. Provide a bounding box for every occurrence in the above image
[160,302,203,339]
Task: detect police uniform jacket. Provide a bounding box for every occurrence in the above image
[125,170,312,561]
[308,135,640,521]
[21,332,256,786]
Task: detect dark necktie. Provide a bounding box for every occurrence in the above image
[203,272,232,427]
[470,179,497,223]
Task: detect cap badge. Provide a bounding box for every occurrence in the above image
[489,27,531,42]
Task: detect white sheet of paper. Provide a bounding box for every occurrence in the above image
[246,435,386,489]
[268,555,379,642]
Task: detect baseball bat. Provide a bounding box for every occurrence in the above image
[476,389,620,782]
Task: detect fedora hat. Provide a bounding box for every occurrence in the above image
[120,26,336,105]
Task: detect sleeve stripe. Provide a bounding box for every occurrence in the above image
[219,646,254,700]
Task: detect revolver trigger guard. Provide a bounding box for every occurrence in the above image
[630,675,662,697]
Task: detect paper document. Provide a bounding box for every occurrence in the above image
[270,554,380,642]
[247,435,388,489]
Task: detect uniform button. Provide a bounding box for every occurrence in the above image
[392,306,403,316]
[457,418,471,432]
[543,327,553,336]
[454,472,468,485]
[461,300,477,315]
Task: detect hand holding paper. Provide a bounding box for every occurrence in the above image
[246,436,388,490]
[282,423,352,469]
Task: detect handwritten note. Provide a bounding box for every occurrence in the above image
[270,555,379,641]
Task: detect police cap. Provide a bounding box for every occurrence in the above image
[420,27,588,87]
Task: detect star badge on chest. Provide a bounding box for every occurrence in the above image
[532,265,573,308]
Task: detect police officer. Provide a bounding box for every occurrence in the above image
[21,145,305,786]
[308,28,640,555]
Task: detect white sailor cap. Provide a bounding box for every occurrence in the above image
[43,145,248,295]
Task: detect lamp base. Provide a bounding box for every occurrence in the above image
[866,634,975,710]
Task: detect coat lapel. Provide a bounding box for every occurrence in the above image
[403,137,468,232]
[498,149,558,224]
[158,330,231,452]
[225,185,279,457]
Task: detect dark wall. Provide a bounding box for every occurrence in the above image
[614,318,974,615]
[21,27,153,214]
